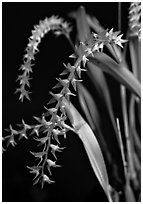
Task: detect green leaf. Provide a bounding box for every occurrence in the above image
[62,97,112,201]
[88,52,141,97]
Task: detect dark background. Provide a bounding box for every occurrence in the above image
[2,2,130,202]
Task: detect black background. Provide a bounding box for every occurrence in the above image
[2,2,130,202]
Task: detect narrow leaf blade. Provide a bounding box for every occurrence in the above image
[88,52,141,97]
[87,62,118,136]
[77,83,100,131]
[62,97,112,201]
[69,6,90,42]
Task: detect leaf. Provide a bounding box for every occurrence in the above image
[124,180,136,201]
[88,52,141,97]
[128,37,141,125]
[69,6,90,42]
[87,61,118,136]
[77,83,100,131]
[129,36,141,82]
[129,95,140,155]
[133,152,140,172]
[77,83,112,165]
[62,97,112,201]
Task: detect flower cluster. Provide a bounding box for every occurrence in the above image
[15,16,72,102]
[3,15,127,187]
[128,2,141,38]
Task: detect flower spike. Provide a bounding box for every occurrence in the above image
[15,16,72,101]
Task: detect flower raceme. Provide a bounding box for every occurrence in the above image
[15,16,72,102]
[3,15,127,188]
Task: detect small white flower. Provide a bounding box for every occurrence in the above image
[98,43,104,52]
[50,144,65,158]
[47,159,61,174]
[30,151,46,163]
[76,65,86,78]
[114,34,127,48]
[92,43,100,52]
[7,136,17,147]
[42,174,55,188]
[28,40,39,53]
[82,55,89,67]
[107,29,127,48]
[48,16,62,25]
[27,165,42,179]
[85,47,93,56]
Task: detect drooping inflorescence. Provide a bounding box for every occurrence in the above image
[15,16,72,102]
[3,14,127,188]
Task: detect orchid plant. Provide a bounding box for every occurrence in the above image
[3,2,141,202]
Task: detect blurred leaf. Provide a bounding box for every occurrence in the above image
[138,193,141,201]
[133,152,140,172]
[129,95,136,129]
[129,36,141,82]
[128,37,141,127]
[124,180,136,202]
[87,61,118,137]
[120,85,136,185]
[62,97,112,201]
[132,128,141,156]
[129,95,141,155]
[88,52,141,97]
[69,6,90,42]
